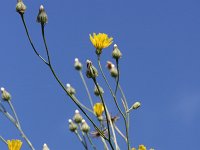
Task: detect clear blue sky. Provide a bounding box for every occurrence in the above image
[1,0,200,149]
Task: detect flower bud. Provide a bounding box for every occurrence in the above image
[110,64,118,78]
[131,102,141,110]
[86,60,98,78]
[66,84,76,95]
[112,44,122,59]
[37,5,48,25]
[43,143,50,150]
[74,58,82,70]
[16,0,26,14]
[1,87,11,101]
[81,119,90,133]
[94,84,104,96]
[97,116,104,121]
[73,110,83,124]
[68,119,78,132]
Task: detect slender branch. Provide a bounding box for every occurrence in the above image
[114,59,119,95]
[101,136,109,150]
[114,124,127,142]
[20,14,48,65]
[97,56,130,150]
[86,133,97,150]
[79,70,94,108]
[7,101,21,128]
[92,78,115,150]
[0,136,7,145]
[75,131,88,150]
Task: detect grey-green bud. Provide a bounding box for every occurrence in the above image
[131,102,141,109]
[81,119,90,133]
[94,84,104,96]
[37,5,48,25]
[73,110,83,124]
[16,0,26,14]
[66,83,76,95]
[110,64,118,78]
[74,58,82,71]
[1,87,11,101]
[112,44,122,59]
[86,60,98,78]
[68,119,78,132]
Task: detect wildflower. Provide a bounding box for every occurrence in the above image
[91,129,108,138]
[43,143,50,150]
[74,58,82,71]
[93,103,104,117]
[94,84,104,96]
[89,33,113,55]
[68,119,78,132]
[7,139,22,150]
[37,5,48,25]
[106,61,113,70]
[110,64,118,78]
[138,145,146,150]
[73,110,83,124]
[86,60,98,78]
[131,148,136,150]
[131,102,141,110]
[112,44,122,59]
[16,0,26,14]
[1,87,11,101]
[81,119,90,133]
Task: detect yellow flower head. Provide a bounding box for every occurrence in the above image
[93,103,104,117]
[131,148,136,150]
[89,33,113,55]
[7,140,22,150]
[138,145,146,150]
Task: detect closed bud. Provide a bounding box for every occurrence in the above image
[37,5,48,25]
[73,110,83,124]
[74,58,82,70]
[81,119,90,133]
[112,44,122,59]
[68,119,78,132]
[43,143,50,150]
[86,60,98,78]
[131,102,141,110]
[110,64,118,78]
[97,116,104,121]
[16,0,26,14]
[66,83,76,95]
[94,84,104,96]
[1,87,11,101]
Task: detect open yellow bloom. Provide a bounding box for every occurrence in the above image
[93,103,104,117]
[89,33,113,55]
[138,145,146,150]
[7,140,22,150]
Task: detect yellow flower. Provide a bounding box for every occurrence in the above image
[89,33,113,55]
[138,144,146,150]
[93,103,104,117]
[131,148,136,150]
[7,140,22,150]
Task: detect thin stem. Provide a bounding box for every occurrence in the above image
[40,25,107,140]
[79,70,94,108]
[114,59,119,95]
[114,124,127,142]
[78,124,88,150]
[86,133,97,150]
[7,101,21,128]
[97,56,130,150]
[101,136,109,150]
[0,136,7,145]
[92,78,115,150]
[75,131,87,150]
[1,110,35,150]
[20,14,48,65]
[76,99,93,113]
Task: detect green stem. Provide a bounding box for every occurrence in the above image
[114,59,119,95]
[114,124,127,142]
[20,14,48,65]
[8,101,21,128]
[75,131,88,150]
[86,133,97,150]
[0,136,7,145]
[97,56,130,150]
[79,70,94,108]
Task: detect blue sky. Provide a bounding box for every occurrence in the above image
[1,0,200,149]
